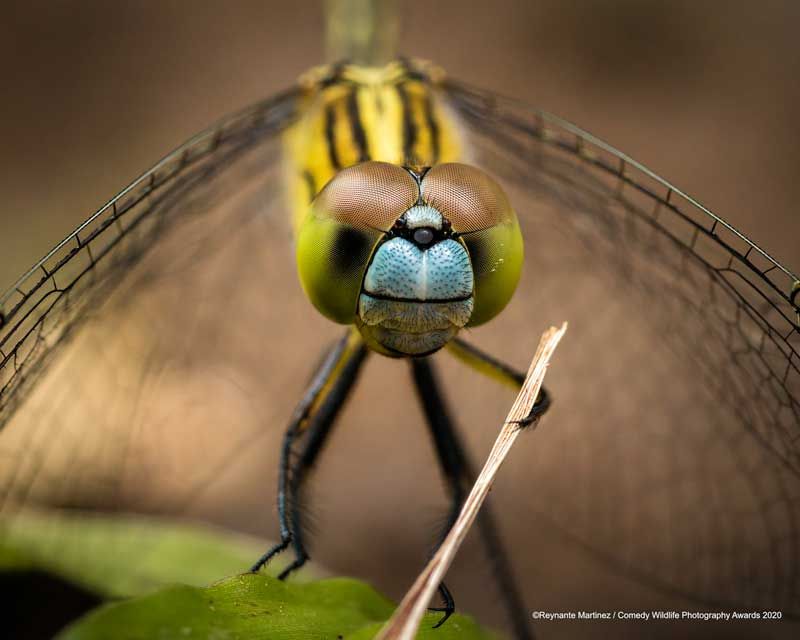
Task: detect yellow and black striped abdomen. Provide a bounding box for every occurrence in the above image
[285,61,464,233]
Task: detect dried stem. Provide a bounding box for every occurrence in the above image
[375,322,567,640]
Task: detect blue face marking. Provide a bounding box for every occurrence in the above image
[356,236,475,356]
[362,238,473,301]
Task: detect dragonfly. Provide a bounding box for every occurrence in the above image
[249,56,557,633]
[1,1,799,638]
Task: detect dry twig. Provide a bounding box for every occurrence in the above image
[375,322,567,640]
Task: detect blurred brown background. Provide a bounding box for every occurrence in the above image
[0,0,797,290]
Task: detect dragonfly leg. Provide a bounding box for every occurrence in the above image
[249,414,302,573]
[427,581,455,629]
[409,357,535,640]
[251,329,368,576]
[445,337,552,428]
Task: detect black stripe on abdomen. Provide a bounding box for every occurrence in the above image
[396,82,417,164]
[423,91,440,164]
[324,102,342,170]
[346,88,370,162]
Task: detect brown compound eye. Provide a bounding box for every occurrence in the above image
[296,162,421,324]
[311,161,419,232]
[420,163,515,233]
[419,162,524,327]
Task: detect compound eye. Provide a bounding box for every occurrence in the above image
[420,163,524,326]
[312,161,419,232]
[296,162,420,324]
[420,163,514,233]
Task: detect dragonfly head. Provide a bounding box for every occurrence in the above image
[296,161,523,357]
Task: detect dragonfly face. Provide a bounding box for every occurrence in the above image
[296,160,524,356]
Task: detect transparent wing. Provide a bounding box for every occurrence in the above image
[439,80,800,619]
[0,87,336,527]
[0,75,798,639]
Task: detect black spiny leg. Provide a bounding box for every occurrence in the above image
[447,337,551,427]
[410,358,535,640]
[251,329,369,577]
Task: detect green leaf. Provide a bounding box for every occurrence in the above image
[0,510,312,598]
[57,573,497,640]
[3,512,498,639]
